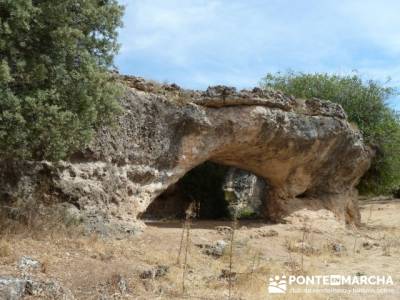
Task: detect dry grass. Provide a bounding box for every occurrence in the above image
[0,200,399,299]
[381,233,400,257]
[0,239,12,258]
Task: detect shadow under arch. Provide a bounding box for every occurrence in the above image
[139,161,269,221]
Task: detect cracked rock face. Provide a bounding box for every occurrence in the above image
[0,77,372,233]
[223,167,266,218]
[0,276,75,300]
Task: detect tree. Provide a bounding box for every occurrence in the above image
[261,71,400,195]
[0,0,124,160]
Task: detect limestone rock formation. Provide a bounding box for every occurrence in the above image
[0,76,372,233]
[0,276,75,300]
[223,167,266,218]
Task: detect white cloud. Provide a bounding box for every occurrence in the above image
[116,0,400,107]
[335,0,400,56]
[119,0,225,65]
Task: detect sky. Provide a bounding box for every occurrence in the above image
[116,0,400,110]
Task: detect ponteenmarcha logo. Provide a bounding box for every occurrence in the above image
[268,275,287,294]
[268,274,394,294]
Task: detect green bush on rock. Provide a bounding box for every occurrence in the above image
[261,71,400,195]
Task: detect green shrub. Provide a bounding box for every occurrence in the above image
[261,71,400,195]
[0,0,124,160]
[237,208,257,220]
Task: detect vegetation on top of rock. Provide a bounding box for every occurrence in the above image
[0,0,124,161]
[261,71,400,195]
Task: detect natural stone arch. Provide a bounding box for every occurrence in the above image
[0,80,372,234]
[111,84,372,226]
[149,112,364,223]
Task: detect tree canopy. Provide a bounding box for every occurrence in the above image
[261,71,400,195]
[0,0,124,160]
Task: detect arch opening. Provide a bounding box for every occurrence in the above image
[139,161,268,221]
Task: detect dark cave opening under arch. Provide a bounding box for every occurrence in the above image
[139,161,267,220]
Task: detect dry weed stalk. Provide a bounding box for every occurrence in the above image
[249,251,260,293]
[228,208,239,300]
[179,199,199,295]
[382,234,393,256]
[176,221,186,265]
[182,218,191,293]
[287,246,298,275]
[348,222,360,255]
[301,223,306,272]
[353,231,360,255]
[300,221,313,272]
[366,204,373,225]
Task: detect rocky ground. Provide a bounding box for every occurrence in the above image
[1,199,399,300]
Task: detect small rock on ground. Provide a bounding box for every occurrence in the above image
[140,265,169,279]
[18,256,41,271]
[197,240,227,257]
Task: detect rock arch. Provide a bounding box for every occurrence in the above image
[0,79,372,233]
[137,100,370,224]
[89,82,371,226]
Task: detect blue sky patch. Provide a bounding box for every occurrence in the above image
[116,0,400,110]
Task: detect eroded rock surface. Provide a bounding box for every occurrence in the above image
[0,76,372,232]
[223,167,266,218]
[0,276,74,300]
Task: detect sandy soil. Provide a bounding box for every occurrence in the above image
[1,199,400,299]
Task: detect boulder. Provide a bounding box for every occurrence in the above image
[0,276,74,300]
[18,256,41,272]
[223,167,266,218]
[0,277,26,300]
[0,76,372,232]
